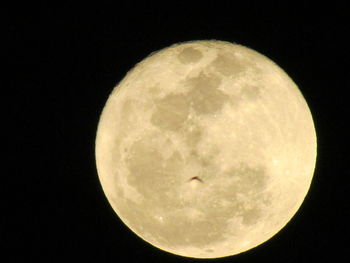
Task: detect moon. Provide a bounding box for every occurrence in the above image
[95,40,317,258]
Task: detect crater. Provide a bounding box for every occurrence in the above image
[186,72,229,115]
[210,52,245,76]
[177,47,203,64]
[151,93,190,131]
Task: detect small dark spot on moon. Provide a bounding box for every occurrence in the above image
[189,176,204,183]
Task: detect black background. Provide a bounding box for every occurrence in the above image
[5,1,348,262]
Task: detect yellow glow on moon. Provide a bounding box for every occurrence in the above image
[95,40,317,258]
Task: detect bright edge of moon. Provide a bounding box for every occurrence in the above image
[95,40,317,258]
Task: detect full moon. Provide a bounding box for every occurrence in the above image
[95,40,317,258]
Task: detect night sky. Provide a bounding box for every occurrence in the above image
[5,2,348,262]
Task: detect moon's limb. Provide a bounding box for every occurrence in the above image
[95,40,317,258]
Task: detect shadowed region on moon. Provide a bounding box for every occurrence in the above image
[186,73,228,115]
[150,71,230,132]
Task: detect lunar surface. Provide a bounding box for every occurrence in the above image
[95,40,317,258]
